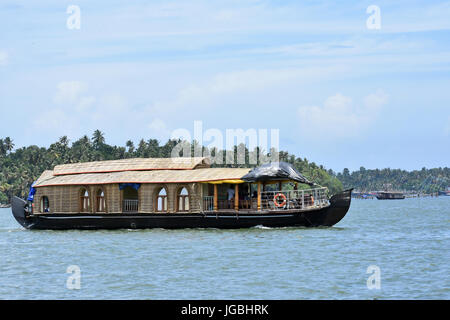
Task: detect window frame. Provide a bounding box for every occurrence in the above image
[80,188,90,213]
[155,187,168,212]
[41,196,50,213]
[96,188,106,213]
[177,187,190,212]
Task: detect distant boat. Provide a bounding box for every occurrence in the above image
[376,191,405,200]
[351,191,374,199]
[438,190,450,196]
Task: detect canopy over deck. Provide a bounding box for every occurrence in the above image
[241,162,313,185]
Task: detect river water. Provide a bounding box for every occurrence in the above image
[0,197,448,299]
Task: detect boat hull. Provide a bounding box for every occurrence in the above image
[376,195,405,200]
[11,189,352,230]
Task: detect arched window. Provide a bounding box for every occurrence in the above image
[156,188,167,212]
[80,188,90,212]
[96,189,106,212]
[41,196,50,213]
[177,187,189,212]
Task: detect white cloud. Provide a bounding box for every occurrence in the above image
[32,108,78,134]
[148,118,171,141]
[0,50,8,66]
[363,90,389,113]
[297,90,389,140]
[52,81,96,112]
[149,118,167,131]
[34,81,90,132]
[152,66,345,113]
[35,81,175,141]
[53,81,87,104]
[76,96,97,112]
[34,81,98,133]
[94,94,127,116]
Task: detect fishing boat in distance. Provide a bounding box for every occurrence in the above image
[11,157,352,230]
[376,191,405,200]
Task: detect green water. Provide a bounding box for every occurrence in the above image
[0,197,449,299]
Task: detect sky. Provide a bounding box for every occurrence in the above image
[0,0,449,172]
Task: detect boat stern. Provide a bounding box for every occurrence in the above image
[11,196,34,229]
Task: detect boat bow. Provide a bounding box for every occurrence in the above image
[315,188,353,226]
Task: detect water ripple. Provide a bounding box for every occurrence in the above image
[0,197,449,299]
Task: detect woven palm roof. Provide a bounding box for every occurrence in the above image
[53,157,210,176]
[34,168,251,187]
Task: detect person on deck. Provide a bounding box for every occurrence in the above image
[227,186,235,200]
[227,185,235,209]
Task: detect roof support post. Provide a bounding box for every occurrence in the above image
[213,184,218,212]
[234,184,239,211]
[257,182,261,212]
[302,190,305,209]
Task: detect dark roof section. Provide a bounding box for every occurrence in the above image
[241,162,314,185]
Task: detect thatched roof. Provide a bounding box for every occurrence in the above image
[34,168,251,187]
[33,170,54,185]
[53,157,210,176]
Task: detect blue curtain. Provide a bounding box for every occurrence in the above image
[27,182,37,202]
[119,183,141,190]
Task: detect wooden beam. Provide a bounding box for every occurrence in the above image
[234,184,239,211]
[213,184,218,212]
[257,181,261,211]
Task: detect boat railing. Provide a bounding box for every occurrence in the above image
[123,199,139,212]
[203,196,214,212]
[260,187,329,210]
[202,187,329,212]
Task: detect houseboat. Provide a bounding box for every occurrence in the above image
[438,187,450,196]
[11,157,352,230]
[376,191,405,200]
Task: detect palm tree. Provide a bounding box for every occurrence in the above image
[125,140,135,154]
[136,139,147,157]
[59,136,69,147]
[0,139,5,156]
[147,139,160,158]
[4,137,14,154]
[92,130,105,149]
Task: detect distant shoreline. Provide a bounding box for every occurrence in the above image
[0,204,11,208]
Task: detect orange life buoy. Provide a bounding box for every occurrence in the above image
[311,196,314,205]
[274,193,287,207]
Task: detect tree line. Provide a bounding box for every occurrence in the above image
[2,131,446,203]
[336,166,449,193]
[0,130,343,203]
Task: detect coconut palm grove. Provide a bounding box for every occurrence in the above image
[0,130,448,204]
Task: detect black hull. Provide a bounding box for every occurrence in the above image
[11,189,352,230]
[376,195,405,200]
